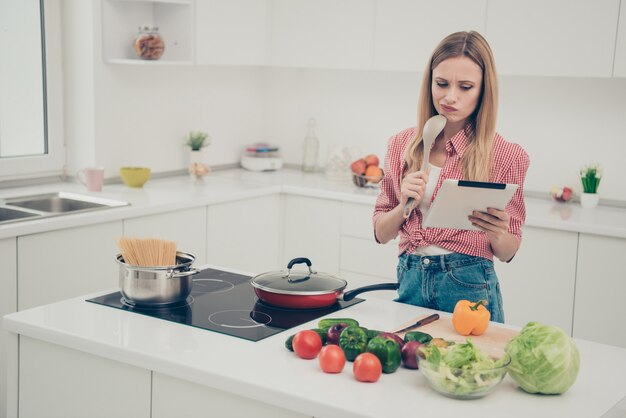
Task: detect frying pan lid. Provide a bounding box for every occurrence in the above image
[251,257,347,295]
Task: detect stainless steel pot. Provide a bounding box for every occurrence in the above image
[116,251,199,306]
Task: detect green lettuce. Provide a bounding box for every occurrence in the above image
[505,322,580,394]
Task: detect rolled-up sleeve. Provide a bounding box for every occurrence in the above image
[373,128,414,242]
[502,147,530,243]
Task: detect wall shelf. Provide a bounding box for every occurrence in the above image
[101,0,194,64]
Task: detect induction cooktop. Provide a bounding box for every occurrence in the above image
[87,267,363,342]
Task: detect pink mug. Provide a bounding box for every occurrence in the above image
[77,167,105,192]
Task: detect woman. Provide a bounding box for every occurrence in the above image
[373,31,529,323]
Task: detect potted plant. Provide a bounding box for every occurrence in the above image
[579,163,602,208]
[185,131,211,151]
[185,131,211,181]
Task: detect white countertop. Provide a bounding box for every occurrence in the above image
[1,168,625,240]
[4,268,626,418]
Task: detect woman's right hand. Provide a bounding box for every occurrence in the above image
[400,170,429,207]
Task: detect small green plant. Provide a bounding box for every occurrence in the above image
[185,131,211,151]
[580,163,602,193]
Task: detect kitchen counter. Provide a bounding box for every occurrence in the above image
[1,168,625,240]
[4,269,626,418]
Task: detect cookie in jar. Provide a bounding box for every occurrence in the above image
[133,26,165,60]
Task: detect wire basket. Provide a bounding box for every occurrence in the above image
[352,170,384,188]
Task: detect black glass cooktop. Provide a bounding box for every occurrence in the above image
[87,268,363,342]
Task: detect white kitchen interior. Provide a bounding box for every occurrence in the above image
[2,0,626,417]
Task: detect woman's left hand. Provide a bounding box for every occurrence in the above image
[468,208,510,241]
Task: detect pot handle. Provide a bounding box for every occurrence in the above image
[287,257,312,270]
[342,283,399,301]
[170,268,200,279]
[286,257,315,283]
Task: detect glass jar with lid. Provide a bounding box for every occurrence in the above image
[133,26,165,60]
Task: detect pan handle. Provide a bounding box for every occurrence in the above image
[342,282,399,301]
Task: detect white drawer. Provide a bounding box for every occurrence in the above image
[341,202,376,239]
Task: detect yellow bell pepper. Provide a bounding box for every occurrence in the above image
[452,300,491,336]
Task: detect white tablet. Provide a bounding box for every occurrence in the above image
[422,179,519,231]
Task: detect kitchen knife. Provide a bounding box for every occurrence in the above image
[394,313,440,334]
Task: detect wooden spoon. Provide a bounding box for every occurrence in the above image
[403,115,447,219]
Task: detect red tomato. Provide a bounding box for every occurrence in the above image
[353,353,382,383]
[318,345,346,373]
[292,330,323,359]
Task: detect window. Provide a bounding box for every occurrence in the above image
[0,0,64,180]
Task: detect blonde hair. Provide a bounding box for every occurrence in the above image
[406,31,498,182]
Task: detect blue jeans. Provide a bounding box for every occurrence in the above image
[395,252,505,323]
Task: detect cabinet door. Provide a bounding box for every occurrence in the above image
[613,1,626,76]
[152,372,307,418]
[124,207,207,265]
[18,221,123,310]
[0,238,17,418]
[496,227,577,333]
[196,0,268,66]
[340,202,398,293]
[207,195,281,274]
[574,234,626,348]
[270,0,375,70]
[283,195,341,274]
[486,0,619,77]
[374,0,486,71]
[20,337,150,418]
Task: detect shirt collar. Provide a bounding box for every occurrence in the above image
[446,123,474,156]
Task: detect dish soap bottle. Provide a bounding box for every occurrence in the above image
[302,118,319,172]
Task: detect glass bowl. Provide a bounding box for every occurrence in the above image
[419,353,511,400]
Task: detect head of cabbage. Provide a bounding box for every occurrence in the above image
[505,321,579,395]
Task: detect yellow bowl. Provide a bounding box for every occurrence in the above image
[120,167,151,188]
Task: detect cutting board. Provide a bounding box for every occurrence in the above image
[392,314,519,358]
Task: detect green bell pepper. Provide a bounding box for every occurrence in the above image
[366,337,402,373]
[338,326,369,362]
[403,331,432,344]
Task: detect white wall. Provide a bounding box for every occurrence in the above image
[260,68,626,202]
[92,65,265,174]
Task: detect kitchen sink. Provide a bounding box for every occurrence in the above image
[0,207,42,224]
[0,192,129,225]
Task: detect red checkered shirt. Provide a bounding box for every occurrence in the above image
[373,126,530,261]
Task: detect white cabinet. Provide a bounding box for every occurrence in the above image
[613,1,626,76]
[339,202,398,300]
[282,195,341,274]
[17,221,123,310]
[101,0,194,64]
[486,0,620,77]
[123,207,207,265]
[195,0,268,66]
[152,372,308,418]
[269,0,375,70]
[373,0,486,71]
[207,195,281,274]
[19,336,150,418]
[495,227,578,333]
[0,238,17,418]
[574,234,626,348]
